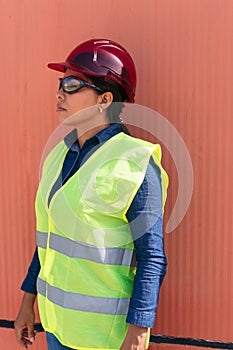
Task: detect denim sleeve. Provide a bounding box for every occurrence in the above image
[126,159,167,328]
[21,247,40,295]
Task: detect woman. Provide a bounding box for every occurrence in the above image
[15,39,169,350]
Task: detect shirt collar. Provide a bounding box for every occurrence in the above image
[64,123,123,150]
[95,123,123,143]
[64,128,78,149]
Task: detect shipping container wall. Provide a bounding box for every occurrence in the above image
[0,0,232,349]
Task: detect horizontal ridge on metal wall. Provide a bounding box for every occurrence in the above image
[150,335,233,349]
[1,320,232,349]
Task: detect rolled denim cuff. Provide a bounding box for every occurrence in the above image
[126,308,156,328]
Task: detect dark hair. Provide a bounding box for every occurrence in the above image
[86,75,128,123]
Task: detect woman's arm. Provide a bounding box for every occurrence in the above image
[15,292,37,349]
[21,248,41,294]
[15,248,40,348]
[121,159,167,349]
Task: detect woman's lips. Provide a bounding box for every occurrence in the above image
[56,105,67,112]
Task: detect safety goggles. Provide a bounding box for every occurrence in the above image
[58,76,104,94]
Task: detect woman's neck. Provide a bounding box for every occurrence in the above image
[77,123,110,148]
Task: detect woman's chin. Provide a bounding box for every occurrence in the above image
[57,111,71,123]
[58,115,79,127]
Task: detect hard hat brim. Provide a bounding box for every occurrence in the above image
[48,61,81,73]
[47,61,95,84]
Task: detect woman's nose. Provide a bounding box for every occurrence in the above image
[56,89,65,100]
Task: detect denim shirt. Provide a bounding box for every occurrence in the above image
[21,123,167,328]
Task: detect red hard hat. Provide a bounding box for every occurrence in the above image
[48,39,136,102]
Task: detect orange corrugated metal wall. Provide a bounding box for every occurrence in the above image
[1,0,233,349]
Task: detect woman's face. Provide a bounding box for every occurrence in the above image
[56,68,99,122]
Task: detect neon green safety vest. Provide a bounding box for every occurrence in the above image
[35,131,169,350]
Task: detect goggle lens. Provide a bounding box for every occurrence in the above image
[63,77,82,92]
[59,76,103,94]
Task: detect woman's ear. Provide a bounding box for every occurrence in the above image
[97,91,113,110]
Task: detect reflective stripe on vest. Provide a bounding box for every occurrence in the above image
[36,231,48,249]
[36,132,169,349]
[37,231,136,267]
[37,278,130,315]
